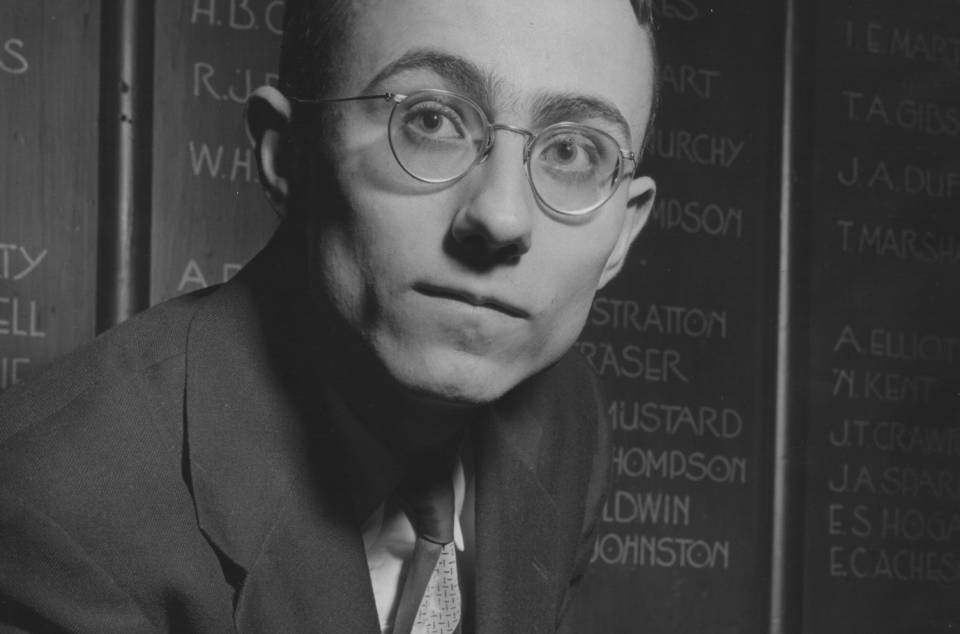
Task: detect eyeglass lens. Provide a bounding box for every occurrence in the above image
[387,90,624,215]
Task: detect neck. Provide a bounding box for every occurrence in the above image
[313,311,480,460]
[329,362,479,457]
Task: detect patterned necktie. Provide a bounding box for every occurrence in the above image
[410,540,460,633]
[392,460,462,634]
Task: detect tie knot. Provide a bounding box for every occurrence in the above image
[400,455,456,545]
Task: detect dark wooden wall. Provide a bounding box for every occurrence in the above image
[576,2,783,631]
[1,0,100,391]
[150,0,281,304]
[794,1,960,632]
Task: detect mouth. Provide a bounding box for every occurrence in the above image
[414,283,530,319]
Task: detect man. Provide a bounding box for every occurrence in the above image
[0,0,657,631]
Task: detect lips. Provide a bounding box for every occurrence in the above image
[414,282,530,318]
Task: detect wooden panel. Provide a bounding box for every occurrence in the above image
[150,0,283,303]
[575,2,784,632]
[797,2,960,632]
[0,0,100,391]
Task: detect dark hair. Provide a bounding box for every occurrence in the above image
[278,0,356,99]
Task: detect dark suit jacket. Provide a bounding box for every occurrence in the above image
[0,231,610,633]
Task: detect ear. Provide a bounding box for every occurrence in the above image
[245,85,293,212]
[598,175,656,289]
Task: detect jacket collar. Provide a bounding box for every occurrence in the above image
[473,350,605,634]
[475,405,558,634]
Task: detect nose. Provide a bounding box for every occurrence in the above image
[448,130,534,265]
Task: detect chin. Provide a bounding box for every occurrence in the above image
[385,348,535,407]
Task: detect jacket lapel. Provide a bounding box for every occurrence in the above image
[231,458,380,632]
[474,385,560,634]
[183,235,381,632]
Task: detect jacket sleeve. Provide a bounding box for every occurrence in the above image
[0,490,156,634]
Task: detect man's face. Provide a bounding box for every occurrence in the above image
[300,0,655,405]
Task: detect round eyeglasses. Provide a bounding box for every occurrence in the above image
[292,89,638,216]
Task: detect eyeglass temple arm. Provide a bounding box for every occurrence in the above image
[622,150,642,178]
[287,92,403,106]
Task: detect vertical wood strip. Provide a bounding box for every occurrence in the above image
[96,0,154,331]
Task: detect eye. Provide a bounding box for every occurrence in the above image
[417,110,444,132]
[538,133,601,176]
[546,138,586,166]
[402,100,468,142]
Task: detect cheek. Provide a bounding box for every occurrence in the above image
[542,275,599,341]
[305,221,365,326]
[304,175,443,333]
[544,223,620,299]
[301,173,398,325]
[532,217,625,337]
[532,248,611,347]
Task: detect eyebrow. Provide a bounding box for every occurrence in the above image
[531,93,633,147]
[364,47,633,146]
[362,48,496,107]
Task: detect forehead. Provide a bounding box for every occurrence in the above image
[338,0,654,141]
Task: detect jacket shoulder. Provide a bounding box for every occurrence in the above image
[0,290,208,444]
[0,289,234,631]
